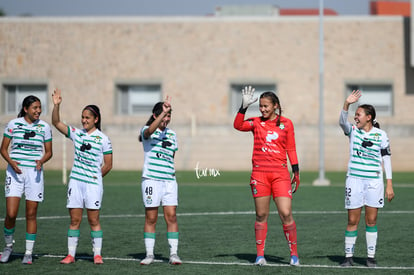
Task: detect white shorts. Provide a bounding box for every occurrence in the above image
[345,176,384,209]
[141,178,178,208]
[5,165,44,202]
[66,178,103,209]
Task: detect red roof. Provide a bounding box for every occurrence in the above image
[370,1,410,16]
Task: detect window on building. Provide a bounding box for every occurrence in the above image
[230,83,277,117]
[2,84,48,115]
[116,84,162,115]
[346,84,393,117]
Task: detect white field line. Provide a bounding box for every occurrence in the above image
[3,211,414,270]
[3,210,414,221]
[8,253,410,270]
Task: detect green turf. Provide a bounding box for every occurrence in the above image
[0,170,412,274]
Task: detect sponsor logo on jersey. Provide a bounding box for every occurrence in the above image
[23,131,36,139]
[80,143,92,152]
[261,147,281,153]
[266,131,278,142]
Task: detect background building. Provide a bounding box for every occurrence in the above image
[0,1,413,172]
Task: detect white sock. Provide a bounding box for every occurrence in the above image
[366,227,378,258]
[344,230,357,258]
[68,237,79,257]
[167,232,179,255]
[25,240,35,255]
[144,232,156,256]
[92,237,102,257]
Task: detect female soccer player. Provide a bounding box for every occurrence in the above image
[0,95,53,264]
[233,86,300,266]
[138,96,181,265]
[51,88,113,265]
[339,90,394,268]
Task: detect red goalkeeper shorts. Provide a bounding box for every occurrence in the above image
[250,170,292,199]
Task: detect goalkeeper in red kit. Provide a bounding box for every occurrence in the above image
[233,86,300,266]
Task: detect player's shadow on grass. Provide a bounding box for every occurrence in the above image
[324,255,367,266]
[215,253,286,264]
[70,253,97,263]
[128,253,169,262]
[1,252,30,263]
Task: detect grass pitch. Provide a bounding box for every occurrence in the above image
[0,170,412,274]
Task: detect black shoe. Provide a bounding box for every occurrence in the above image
[366,257,377,268]
[340,257,354,267]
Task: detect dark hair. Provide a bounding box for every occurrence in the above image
[18,95,41,118]
[358,104,380,128]
[260,91,282,126]
[83,105,101,130]
[139,102,168,142]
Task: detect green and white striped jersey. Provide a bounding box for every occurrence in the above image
[3,117,52,168]
[340,110,390,179]
[141,126,178,181]
[67,126,112,185]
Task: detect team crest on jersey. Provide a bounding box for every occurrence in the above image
[94,136,102,143]
[372,133,380,142]
[35,124,43,132]
[279,123,285,130]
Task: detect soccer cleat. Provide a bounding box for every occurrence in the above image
[366,257,377,268]
[94,255,104,264]
[60,255,75,264]
[290,255,300,266]
[140,255,154,265]
[254,256,267,266]
[169,254,182,265]
[340,257,354,267]
[0,246,13,263]
[22,254,32,264]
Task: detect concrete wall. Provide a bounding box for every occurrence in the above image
[0,16,413,171]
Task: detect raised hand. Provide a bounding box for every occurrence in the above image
[241,86,258,109]
[346,90,361,105]
[52,88,62,105]
[163,95,172,113]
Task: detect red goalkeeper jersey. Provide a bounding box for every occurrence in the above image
[234,112,298,172]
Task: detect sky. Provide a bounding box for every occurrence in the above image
[0,0,372,16]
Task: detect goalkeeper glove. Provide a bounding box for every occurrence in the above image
[291,172,300,193]
[241,86,258,109]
